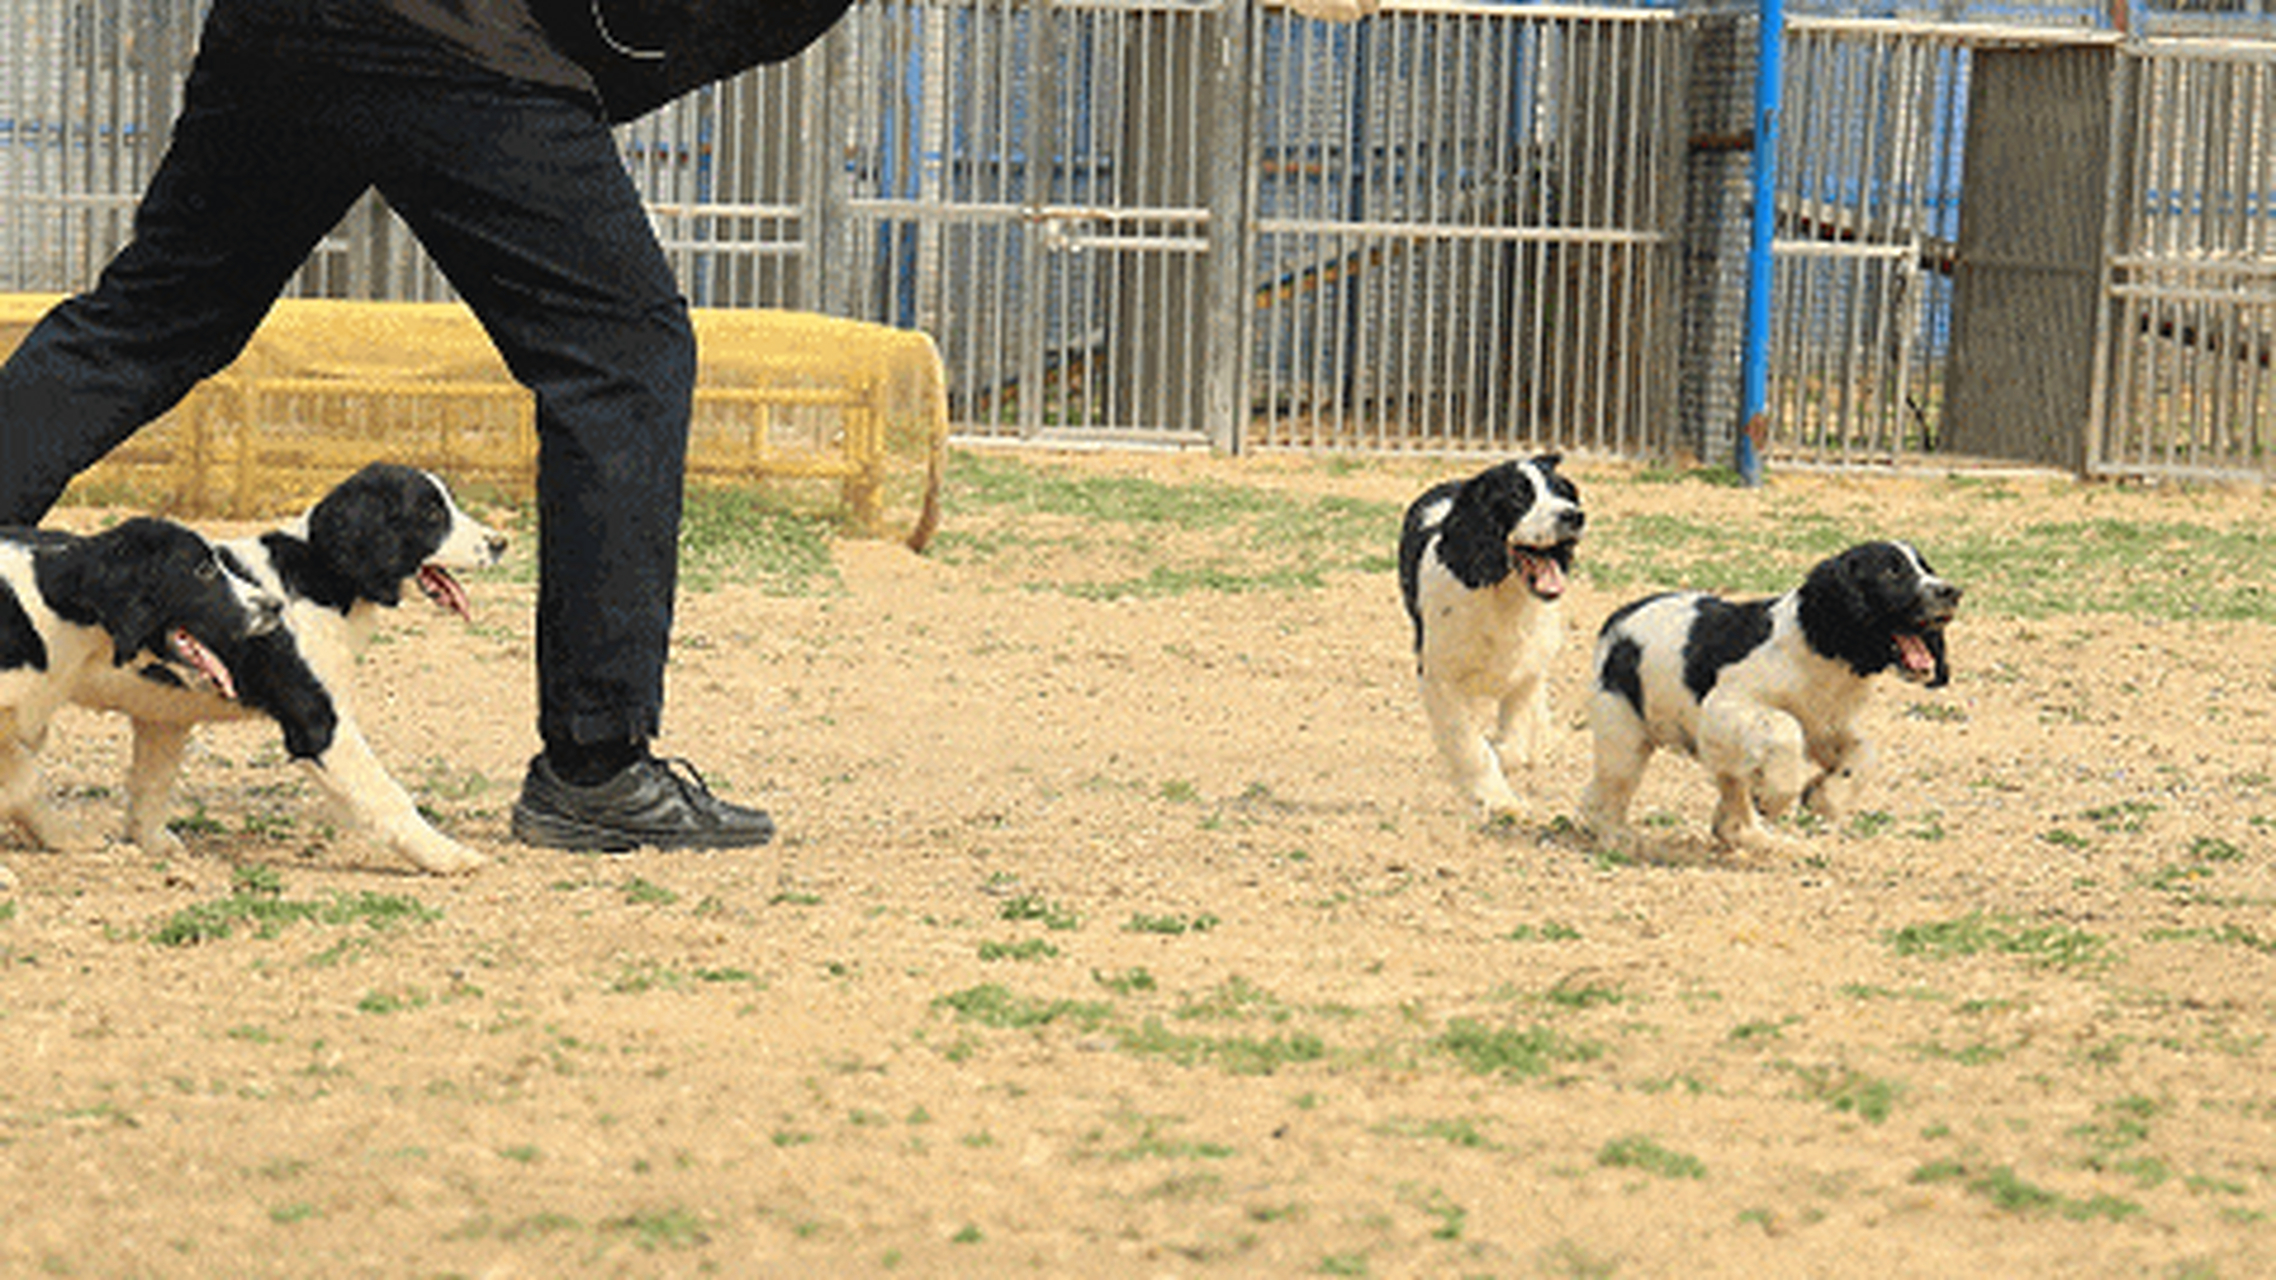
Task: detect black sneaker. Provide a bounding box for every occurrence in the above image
[511,754,776,852]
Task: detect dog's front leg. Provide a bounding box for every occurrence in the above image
[1701,699,1805,859]
[1801,732,1871,823]
[299,718,486,875]
[1492,676,1554,768]
[1709,772,1803,862]
[124,719,195,857]
[1423,678,1522,816]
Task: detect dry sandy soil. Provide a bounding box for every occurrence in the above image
[4,449,2276,1278]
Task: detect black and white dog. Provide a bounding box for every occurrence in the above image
[70,464,508,875]
[1397,455,1586,817]
[1,518,283,881]
[1579,540,1962,859]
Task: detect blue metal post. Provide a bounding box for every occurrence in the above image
[1737,0,1784,486]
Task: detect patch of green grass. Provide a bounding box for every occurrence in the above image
[1539,979,1627,1012]
[1119,1019,1327,1075]
[2145,923,2276,955]
[1911,1162,2145,1222]
[600,1207,710,1251]
[1172,975,1287,1022]
[998,895,1081,931]
[608,962,696,995]
[1945,519,2276,622]
[933,984,1113,1032]
[677,486,841,595]
[1433,1019,1603,1079]
[150,881,440,947]
[1596,1134,1707,1180]
[623,877,680,907]
[1885,912,2109,969]
[1506,920,1582,943]
[977,938,1059,962]
[937,451,1399,598]
[1584,498,2276,625]
[2083,800,2160,834]
[1125,912,1219,936]
[1781,1063,1903,1123]
[1849,811,1897,841]
[1093,967,1156,995]
[2190,835,2245,862]
[1373,1117,1496,1150]
[1729,1016,1800,1044]
[355,988,431,1015]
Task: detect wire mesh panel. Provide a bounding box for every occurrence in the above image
[1768,19,1968,465]
[0,0,195,291]
[2098,40,2276,481]
[1249,3,1686,455]
[834,0,1231,445]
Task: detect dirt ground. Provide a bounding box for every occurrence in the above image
[5,449,2276,1278]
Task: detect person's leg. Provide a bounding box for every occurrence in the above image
[373,81,687,756]
[0,54,369,522]
[368,79,770,849]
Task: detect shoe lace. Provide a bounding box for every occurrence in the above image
[654,756,720,804]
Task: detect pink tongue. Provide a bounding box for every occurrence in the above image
[1524,553,1568,599]
[169,628,238,701]
[1895,631,1933,674]
[419,565,470,618]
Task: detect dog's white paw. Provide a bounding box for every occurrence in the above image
[127,820,190,859]
[395,831,487,876]
[1718,826,1807,868]
[1478,799,1531,829]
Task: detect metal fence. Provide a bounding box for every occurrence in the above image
[8,0,2276,477]
[0,0,1690,458]
[2096,38,2276,480]
[1765,18,1969,465]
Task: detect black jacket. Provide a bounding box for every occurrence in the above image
[535,0,858,121]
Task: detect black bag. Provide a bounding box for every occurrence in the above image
[540,0,858,122]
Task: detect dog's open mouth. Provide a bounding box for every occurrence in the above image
[1891,616,1956,686]
[1894,596,1961,684]
[1511,542,1577,601]
[418,564,472,619]
[167,627,238,701]
[1892,631,1938,682]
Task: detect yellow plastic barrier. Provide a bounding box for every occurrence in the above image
[0,295,945,549]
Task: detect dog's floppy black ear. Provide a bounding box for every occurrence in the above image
[215,627,340,759]
[36,520,170,664]
[1437,470,1513,590]
[307,469,413,606]
[1796,547,1889,677]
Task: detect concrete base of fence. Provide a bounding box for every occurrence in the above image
[0,295,947,550]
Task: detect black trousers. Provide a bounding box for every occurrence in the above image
[0,49,692,750]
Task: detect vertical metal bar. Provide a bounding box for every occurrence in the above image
[1738,0,1785,484]
[1207,0,1251,451]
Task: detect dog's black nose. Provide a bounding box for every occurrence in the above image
[1561,508,1587,535]
[250,594,285,636]
[486,533,510,561]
